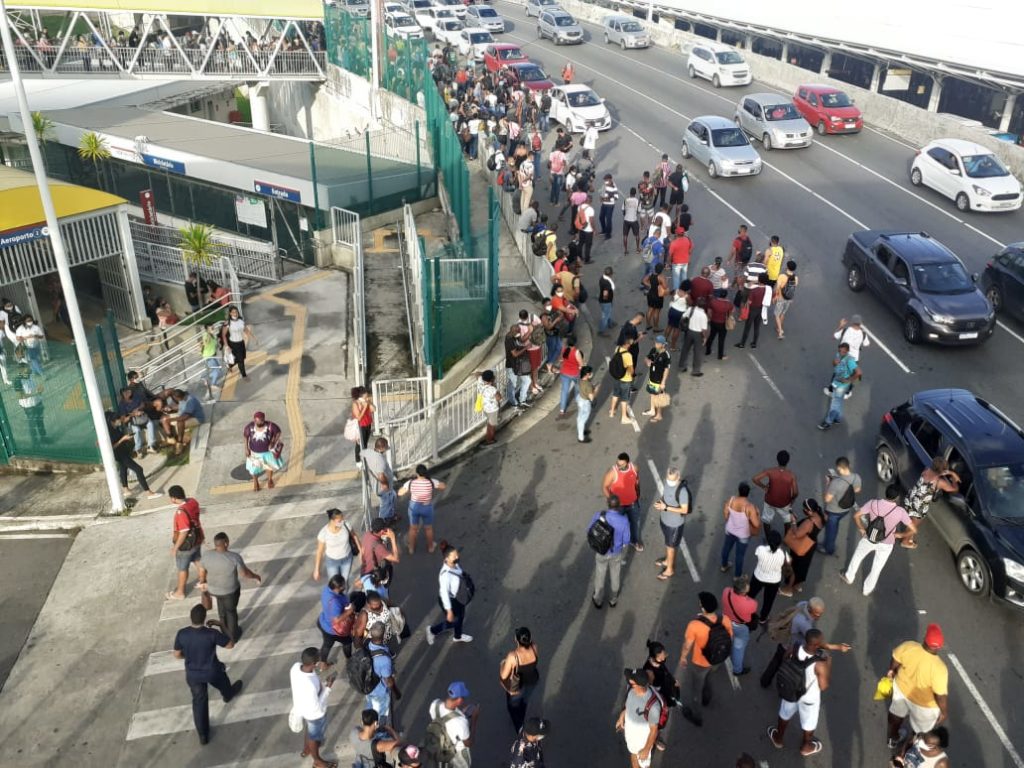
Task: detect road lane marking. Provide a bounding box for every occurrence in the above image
[749,354,785,401]
[948,652,1024,768]
[159,577,319,622]
[864,125,918,150]
[644,457,700,583]
[724,658,742,690]
[997,320,1024,345]
[145,628,320,677]
[862,324,913,374]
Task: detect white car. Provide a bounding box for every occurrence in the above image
[409,0,436,27]
[384,2,404,13]
[434,18,465,46]
[465,4,505,33]
[686,40,752,87]
[436,0,466,18]
[385,12,423,39]
[548,84,611,133]
[911,139,1023,212]
[420,6,457,34]
[458,27,494,60]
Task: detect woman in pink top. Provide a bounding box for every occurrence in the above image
[397,463,447,555]
[719,481,761,577]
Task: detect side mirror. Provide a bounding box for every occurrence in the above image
[600,97,606,103]
[949,167,961,176]
[699,138,708,145]
[895,277,908,287]
[972,272,980,282]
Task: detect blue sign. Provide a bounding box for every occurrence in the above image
[142,153,186,175]
[254,180,301,204]
[0,224,49,250]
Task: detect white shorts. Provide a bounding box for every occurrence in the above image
[889,681,941,734]
[779,696,820,731]
[762,504,792,525]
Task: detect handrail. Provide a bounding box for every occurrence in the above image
[119,292,239,366]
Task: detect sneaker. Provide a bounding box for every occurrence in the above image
[223,680,243,703]
[823,387,832,396]
[839,572,854,585]
[452,634,474,643]
[844,391,853,400]
[887,737,900,750]
[817,422,831,431]
[146,491,163,500]
[425,626,435,646]
[592,597,603,610]
[578,437,593,443]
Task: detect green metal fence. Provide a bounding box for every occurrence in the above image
[323,3,372,79]
[382,33,430,104]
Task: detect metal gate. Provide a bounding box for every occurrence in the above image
[332,206,366,384]
[96,253,143,329]
[372,376,431,425]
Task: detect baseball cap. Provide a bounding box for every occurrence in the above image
[524,717,550,738]
[714,256,723,264]
[624,668,648,687]
[655,335,667,345]
[447,681,471,699]
[398,745,422,766]
[924,623,944,649]
[850,314,863,325]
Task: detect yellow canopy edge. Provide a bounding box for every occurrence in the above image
[6,0,324,19]
[0,169,125,233]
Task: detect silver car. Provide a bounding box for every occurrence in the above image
[538,9,583,44]
[602,14,650,48]
[734,93,812,150]
[525,0,559,17]
[680,115,762,178]
[465,4,505,33]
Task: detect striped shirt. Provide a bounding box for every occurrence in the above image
[403,477,440,503]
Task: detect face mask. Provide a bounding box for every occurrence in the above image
[451,557,460,565]
[666,479,678,487]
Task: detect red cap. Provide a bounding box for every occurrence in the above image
[924,623,944,649]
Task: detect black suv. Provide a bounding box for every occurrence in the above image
[843,230,995,345]
[981,242,1024,321]
[876,389,1024,609]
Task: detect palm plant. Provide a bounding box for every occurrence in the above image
[179,223,222,267]
[78,131,111,189]
[31,111,54,171]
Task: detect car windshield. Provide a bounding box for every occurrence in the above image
[716,51,743,65]
[441,20,462,30]
[554,15,576,26]
[391,14,414,25]
[711,128,749,148]
[470,32,491,43]
[436,9,454,17]
[622,21,642,32]
[912,262,974,294]
[517,66,547,82]
[978,463,1024,521]
[962,153,1010,179]
[478,8,497,16]
[821,91,852,108]
[499,47,523,60]
[412,0,430,7]
[568,90,600,107]
[764,103,800,121]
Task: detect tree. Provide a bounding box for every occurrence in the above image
[31,111,54,172]
[179,223,222,267]
[78,131,111,190]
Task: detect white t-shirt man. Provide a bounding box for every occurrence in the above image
[835,323,870,361]
[649,210,671,240]
[428,699,472,768]
[578,203,595,233]
[623,686,661,766]
[15,321,44,348]
[622,195,639,223]
[778,645,822,731]
[290,662,331,722]
[687,305,709,334]
[582,125,598,151]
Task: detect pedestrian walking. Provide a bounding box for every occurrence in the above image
[556,335,583,418]
[653,467,690,580]
[766,628,830,757]
[154,300,178,352]
[167,485,206,601]
[477,369,502,445]
[317,574,354,662]
[426,543,474,644]
[589,494,631,609]
[892,726,950,768]
[759,597,851,688]
[833,314,870,392]
[642,264,668,332]
[752,450,799,532]
[719,482,761,578]
[641,336,671,422]
[349,709,403,766]
[244,410,284,491]
[510,717,550,768]
[548,143,567,204]
[818,342,860,430]
[677,591,734,727]
[819,456,862,555]
[730,224,753,279]
[665,286,690,352]
[221,305,253,379]
[575,193,596,263]
[290,646,338,768]
[173,603,243,745]
[841,484,916,595]
[643,640,679,749]
[735,273,770,349]
[314,508,360,583]
[199,323,224,401]
[198,532,261,642]
[350,387,375,466]
[721,576,758,675]
[107,411,161,499]
[704,289,733,361]
[667,163,687,218]
[748,530,790,622]
[773,260,798,339]
[184,272,208,313]
[14,314,45,374]
[885,625,949,749]
[500,626,541,734]
[365,621,401,726]
[782,499,825,594]
[653,154,671,207]
[576,365,597,443]
[602,453,643,550]
[622,187,641,254]
[901,458,959,549]
[637,171,656,233]
[598,267,616,335]
[668,227,693,291]
[599,173,620,238]
[561,61,574,83]
[607,340,636,425]
[679,296,708,375]
[398,464,447,554]
[425,682,477,768]
[761,235,786,288]
[616,668,661,768]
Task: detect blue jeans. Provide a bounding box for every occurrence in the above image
[506,367,518,404]
[642,258,663,281]
[599,302,613,332]
[306,714,327,743]
[731,622,751,671]
[539,111,549,132]
[131,420,158,451]
[576,396,592,440]
[25,345,43,375]
[324,554,353,582]
[672,263,688,291]
[532,150,542,181]
[545,335,562,366]
[559,373,578,413]
[599,204,614,235]
[823,386,847,425]
[468,134,478,159]
[203,356,224,389]
[720,533,749,577]
[549,173,564,205]
[622,502,642,547]
[822,509,850,555]
[366,685,392,726]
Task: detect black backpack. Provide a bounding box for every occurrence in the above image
[776,645,819,702]
[532,229,550,256]
[698,616,732,666]
[739,237,753,263]
[608,349,627,379]
[455,571,476,605]
[487,152,499,171]
[587,513,614,554]
[836,477,856,510]
[781,276,797,300]
[346,645,387,694]
[865,502,899,544]
[575,279,588,304]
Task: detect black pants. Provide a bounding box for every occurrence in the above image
[318,621,352,663]
[429,597,466,639]
[760,643,787,688]
[705,322,727,359]
[188,666,234,740]
[213,589,241,642]
[579,231,594,263]
[24,404,46,442]
[749,576,781,621]
[599,204,614,235]
[739,315,761,346]
[656,186,667,207]
[355,423,372,463]
[116,454,150,491]
[228,340,247,377]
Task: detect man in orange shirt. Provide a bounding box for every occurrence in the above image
[677,591,733,727]
[667,227,692,292]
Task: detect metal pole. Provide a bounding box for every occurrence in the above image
[308,140,322,231]
[0,0,125,512]
[369,0,381,110]
[365,131,374,214]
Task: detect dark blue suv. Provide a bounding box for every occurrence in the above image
[876,389,1024,609]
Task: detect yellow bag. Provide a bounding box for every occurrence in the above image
[873,675,893,701]
[474,392,484,413]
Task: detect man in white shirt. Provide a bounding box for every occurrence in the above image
[426,681,477,768]
[767,629,831,757]
[290,647,336,768]
[582,124,598,152]
[621,187,641,255]
[598,173,620,240]
[649,204,672,241]
[832,315,869,399]
[576,194,596,264]
[14,314,45,375]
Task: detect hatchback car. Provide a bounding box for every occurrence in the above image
[506,62,555,93]
[547,84,611,132]
[384,12,424,39]
[911,139,1023,213]
[875,388,1024,609]
[525,0,559,17]
[686,41,751,87]
[981,243,1024,320]
[483,43,528,72]
[465,4,505,33]
[680,116,762,178]
[843,230,995,345]
[793,84,863,135]
[434,18,464,46]
[538,9,583,44]
[602,15,650,48]
[458,27,494,60]
[734,94,812,150]
[436,0,466,18]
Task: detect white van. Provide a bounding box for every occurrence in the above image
[686,41,751,87]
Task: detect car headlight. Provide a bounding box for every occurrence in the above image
[1004,558,1024,582]
[926,308,956,325]
[829,115,841,122]
[972,185,992,197]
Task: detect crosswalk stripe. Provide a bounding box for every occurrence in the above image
[228,539,312,566]
[198,501,334,529]
[127,688,298,740]
[160,578,321,622]
[144,628,321,677]
[206,741,358,768]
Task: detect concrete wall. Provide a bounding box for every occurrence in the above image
[264,66,373,142]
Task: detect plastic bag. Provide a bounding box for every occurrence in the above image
[474,393,484,413]
[873,675,893,701]
[343,417,360,443]
[287,707,303,733]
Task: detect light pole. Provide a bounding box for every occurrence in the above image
[0,0,126,513]
[369,0,381,118]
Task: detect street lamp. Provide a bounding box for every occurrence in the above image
[0,0,126,513]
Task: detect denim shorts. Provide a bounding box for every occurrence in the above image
[306,714,327,742]
[612,379,632,400]
[175,546,201,572]
[409,500,435,526]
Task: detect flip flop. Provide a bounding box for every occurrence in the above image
[655,558,667,567]
[802,739,823,757]
[901,541,918,550]
[767,726,783,749]
[657,571,674,581]
[165,592,184,601]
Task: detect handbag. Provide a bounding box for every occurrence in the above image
[652,392,671,409]
[287,707,304,733]
[739,303,750,322]
[784,519,815,557]
[504,650,522,695]
[725,313,736,331]
[681,172,690,193]
[388,606,407,634]
[343,417,360,443]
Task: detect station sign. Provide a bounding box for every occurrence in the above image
[253,180,301,204]
[141,153,187,175]
[0,223,49,250]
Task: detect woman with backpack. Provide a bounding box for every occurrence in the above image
[426,543,473,645]
[643,640,679,750]
[782,499,825,595]
[748,529,790,623]
[556,335,583,419]
[499,626,540,734]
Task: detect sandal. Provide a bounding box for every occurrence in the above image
[901,541,918,550]
[655,558,666,567]
[767,726,783,749]
[657,571,674,581]
[801,739,823,757]
[650,416,663,423]
[165,591,184,601]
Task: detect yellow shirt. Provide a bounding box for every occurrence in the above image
[766,245,785,281]
[893,641,948,708]
[620,351,634,383]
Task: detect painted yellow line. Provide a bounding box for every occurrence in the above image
[208,469,360,495]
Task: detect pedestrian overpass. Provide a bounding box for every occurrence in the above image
[1,0,327,80]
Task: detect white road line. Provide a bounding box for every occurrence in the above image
[160,577,320,622]
[128,688,308,740]
[948,652,1024,768]
[225,539,311,566]
[749,354,785,401]
[144,628,320,677]
[644,458,700,583]
[862,324,913,374]
[760,161,869,229]
[997,319,1024,345]
[723,658,742,690]
[207,742,357,768]
[863,125,918,150]
[0,532,74,540]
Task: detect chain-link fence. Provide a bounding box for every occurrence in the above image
[382,33,430,104]
[323,3,372,79]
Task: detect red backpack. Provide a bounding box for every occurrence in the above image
[642,689,669,728]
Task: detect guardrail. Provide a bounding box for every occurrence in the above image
[330,206,366,384]
[120,292,239,368]
[130,219,278,283]
[400,204,426,376]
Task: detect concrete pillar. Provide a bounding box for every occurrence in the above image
[742,34,751,50]
[250,82,270,132]
[999,92,1018,132]
[779,42,788,63]
[715,27,721,42]
[927,75,944,112]
[820,50,832,77]
[869,62,882,92]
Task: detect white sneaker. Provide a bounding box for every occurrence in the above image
[425,625,435,646]
[452,634,474,643]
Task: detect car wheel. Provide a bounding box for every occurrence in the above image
[910,167,923,186]
[620,39,626,50]
[903,313,922,344]
[687,65,695,78]
[566,120,575,134]
[680,141,690,159]
[708,161,718,178]
[956,192,970,212]
[712,74,721,88]
[762,133,772,151]
[875,445,898,484]
[604,33,609,44]
[817,120,827,136]
[986,284,1003,314]
[847,265,865,292]
[957,548,991,596]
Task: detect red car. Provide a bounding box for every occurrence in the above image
[483,43,528,73]
[793,84,863,135]
[506,62,554,93]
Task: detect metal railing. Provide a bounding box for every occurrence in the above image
[372,376,431,425]
[130,219,278,283]
[330,206,366,385]
[400,204,426,376]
